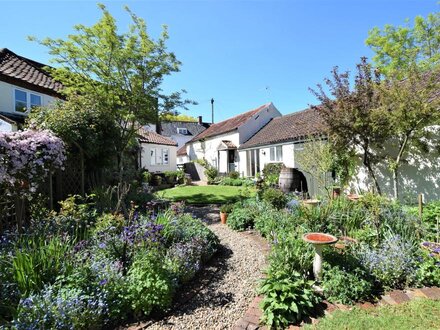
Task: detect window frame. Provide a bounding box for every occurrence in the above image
[177,128,188,135]
[13,88,43,114]
[269,146,283,162]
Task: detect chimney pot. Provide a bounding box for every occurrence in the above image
[198,116,202,125]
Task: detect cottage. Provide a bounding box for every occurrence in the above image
[185,102,281,174]
[138,128,178,172]
[239,107,326,196]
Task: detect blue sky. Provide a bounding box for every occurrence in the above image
[1,0,438,122]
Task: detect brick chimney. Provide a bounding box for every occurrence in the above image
[198,116,203,125]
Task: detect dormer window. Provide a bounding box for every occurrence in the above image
[177,128,188,135]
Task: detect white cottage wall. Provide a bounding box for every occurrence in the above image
[140,143,177,172]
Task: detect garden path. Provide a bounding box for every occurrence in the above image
[126,205,269,330]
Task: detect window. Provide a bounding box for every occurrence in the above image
[177,128,188,135]
[246,149,260,177]
[269,146,283,162]
[14,89,42,113]
[150,148,170,166]
[162,149,169,165]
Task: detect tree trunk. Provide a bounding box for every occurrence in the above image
[362,143,381,195]
[392,168,399,200]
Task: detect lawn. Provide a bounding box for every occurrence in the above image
[156,185,255,204]
[306,299,440,330]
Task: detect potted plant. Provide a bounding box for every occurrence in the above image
[220,204,233,224]
[331,185,341,199]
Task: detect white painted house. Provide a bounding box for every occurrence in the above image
[240,106,440,201]
[0,48,62,131]
[138,128,178,172]
[185,103,282,174]
[239,108,327,196]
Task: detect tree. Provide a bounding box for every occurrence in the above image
[161,113,198,122]
[295,136,334,197]
[366,12,440,76]
[310,57,390,194]
[30,4,193,181]
[377,65,440,199]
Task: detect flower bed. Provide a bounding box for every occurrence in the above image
[0,199,219,328]
[227,193,440,328]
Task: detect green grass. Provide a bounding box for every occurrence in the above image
[305,299,440,330]
[156,185,255,204]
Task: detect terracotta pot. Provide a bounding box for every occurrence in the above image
[220,212,228,224]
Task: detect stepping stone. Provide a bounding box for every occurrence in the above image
[389,290,410,304]
[419,287,440,300]
[380,295,398,305]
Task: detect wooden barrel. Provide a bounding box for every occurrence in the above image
[278,167,308,193]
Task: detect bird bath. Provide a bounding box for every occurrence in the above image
[303,233,338,280]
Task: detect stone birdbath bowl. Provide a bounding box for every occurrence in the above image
[303,233,338,280]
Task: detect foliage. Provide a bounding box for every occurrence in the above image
[13,286,106,330]
[160,113,198,122]
[0,129,65,198]
[227,207,255,231]
[295,137,334,195]
[30,4,193,180]
[259,270,321,329]
[228,171,240,179]
[356,235,418,290]
[204,166,218,182]
[220,203,233,213]
[165,237,205,284]
[262,163,283,186]
[415,252,440,287]
[321,265,373,305]
[268,234,314,277]
[164,170,184,184]
[376,65,440,199]
[262,188,287,210]
[366,12,440,76]
[219,177,254,187]
[155,212,219,261]
[141,171,153,185]
[28,95,119,171]
[126,251,173,316]
[310,57,388,194]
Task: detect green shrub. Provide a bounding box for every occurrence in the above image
[204,166,218,182]
[259,270,321,328]
[227,207,255,231]
[262,162,283,185]
[126,251,174,316]
[262,187,287,209]
[155,212,219,261]
[228,171,240,179]
[152,174,163,186]
[164,170,184,184]
[321,265,373,305]
[415,252,440,287]
[142,170,153,184]
[268,234,314,277]
[220,203,233,213]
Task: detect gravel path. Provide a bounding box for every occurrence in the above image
[126,205,268,330]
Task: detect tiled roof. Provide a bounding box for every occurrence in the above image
[160,121,210,137]
[240,108,326,149]
[0,48,62,95]
[190,103,272,142]
[138,128,177,146]
[220,140,237,149]
[177,145,187,156]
